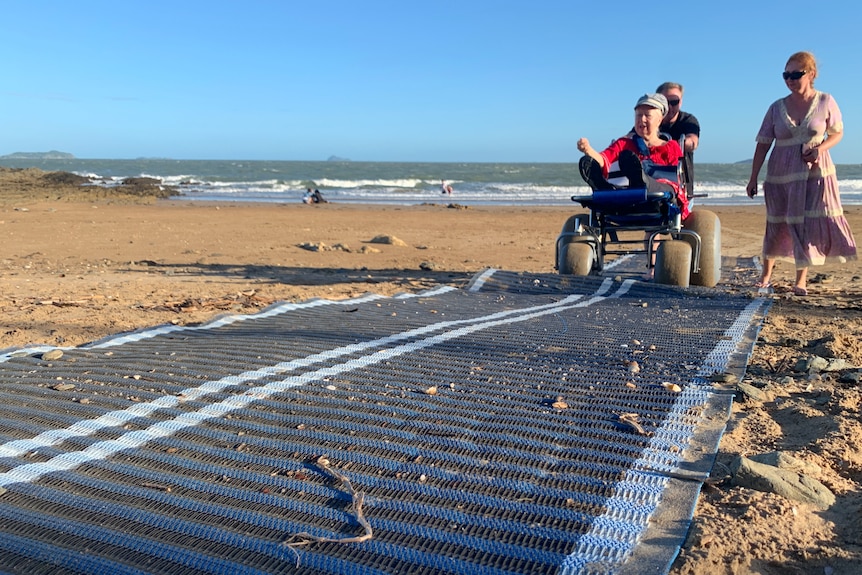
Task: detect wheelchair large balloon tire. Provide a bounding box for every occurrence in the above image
[654,240,692,287]
[559,241,594,276]
[684,209,721,287]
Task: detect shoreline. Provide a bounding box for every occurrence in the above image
[167,196,775,207]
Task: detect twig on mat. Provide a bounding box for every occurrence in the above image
[283,456,373,566]
[614,411,654,437]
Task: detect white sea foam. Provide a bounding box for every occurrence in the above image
[313,178,431,189]
[36,159,862,206]
[170,179,862,206]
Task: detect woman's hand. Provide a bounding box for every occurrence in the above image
[802,145,820,164]
[577,138,592,155]
[577,137,604,168]
[746,180,758,198]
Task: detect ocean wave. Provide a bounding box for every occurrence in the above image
[14,159,862,206]
[312,178,436,189]
[171,180,862,207]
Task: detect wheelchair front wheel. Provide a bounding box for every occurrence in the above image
[654,240,692,287]
[559,241,594,276]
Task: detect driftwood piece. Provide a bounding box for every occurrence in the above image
[614,412,654,437]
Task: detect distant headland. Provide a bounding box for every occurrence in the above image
[0,150,75,160]
[327,155,350,162]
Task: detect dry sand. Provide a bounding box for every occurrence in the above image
[2,168,861,574]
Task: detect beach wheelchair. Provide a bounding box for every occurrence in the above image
[555,148,721,288]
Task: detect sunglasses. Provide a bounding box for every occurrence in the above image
[667,98,681,106]
[782,70,806,81]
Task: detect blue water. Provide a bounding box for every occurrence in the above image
[3,158,862,206]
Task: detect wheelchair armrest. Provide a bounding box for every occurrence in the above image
[571,188,646,206]
[571,188,672,206]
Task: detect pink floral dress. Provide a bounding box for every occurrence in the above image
[756,91,857,267]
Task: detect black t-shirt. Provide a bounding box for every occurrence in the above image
[661,110,700,190]
[660,110,700,140]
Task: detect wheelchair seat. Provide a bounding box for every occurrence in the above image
[575,188,678,224]
[573,147,686,228]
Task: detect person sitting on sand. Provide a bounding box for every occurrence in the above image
[302,189,313,204]
[311,189,327,203]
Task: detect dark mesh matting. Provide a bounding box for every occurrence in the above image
[0,265,770,575]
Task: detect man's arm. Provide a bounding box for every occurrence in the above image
[678,113,700,153]
[683,134,698,153]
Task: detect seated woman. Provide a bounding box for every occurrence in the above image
[576,93,689,219]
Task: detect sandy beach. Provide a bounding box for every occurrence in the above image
[2,168,861,574]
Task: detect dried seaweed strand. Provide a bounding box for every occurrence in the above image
[283,456,372,565]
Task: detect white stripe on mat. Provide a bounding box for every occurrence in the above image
[0,278,634,487]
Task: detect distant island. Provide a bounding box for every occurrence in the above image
[327,155,350,162]
[0,150,75,160]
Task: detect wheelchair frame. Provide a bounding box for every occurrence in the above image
[555,153,721,287]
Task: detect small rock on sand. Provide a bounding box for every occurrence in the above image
[369,235,407,246]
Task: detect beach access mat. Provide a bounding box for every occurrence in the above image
[0,265,770,575]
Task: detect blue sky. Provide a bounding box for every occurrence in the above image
[1,1,860,164]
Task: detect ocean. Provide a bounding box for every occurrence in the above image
[3,158,862,207]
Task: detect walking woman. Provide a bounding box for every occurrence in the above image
[746,51,856,295]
